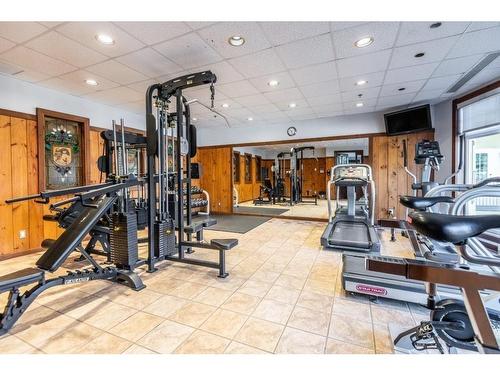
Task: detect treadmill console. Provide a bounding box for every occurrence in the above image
[334,166,368,180]
[415,140,443,165]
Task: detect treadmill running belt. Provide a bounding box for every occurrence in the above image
[329,221,371,249]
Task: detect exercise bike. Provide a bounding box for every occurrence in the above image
[369,182,500,353]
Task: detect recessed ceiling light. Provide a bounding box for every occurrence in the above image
[96,34,114,45]
[247,117,253,121]
[228,36,245,46]
[356,102,364,108]
[288,103,297,108]
[268,80,279,87]
[414,52,425,58]
[430,22,442,29]
[355,80,367,86]
[398,87,406,91]
[354,36,374,48]
[85,79,98,86]
[192,117,198,121]
[221,103,229,108]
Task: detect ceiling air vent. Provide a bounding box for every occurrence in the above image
[446,51,500,93]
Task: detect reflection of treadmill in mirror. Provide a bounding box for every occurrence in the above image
[321,164,380,253]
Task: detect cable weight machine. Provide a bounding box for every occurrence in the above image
[145,71,238,276]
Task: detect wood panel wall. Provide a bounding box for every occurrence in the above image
[234,155,262,203]
[371,130,435,220]
[0,111,104,258]
[196,146,233,214]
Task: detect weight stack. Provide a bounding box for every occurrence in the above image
[110,212,139,270]
[154,219,176,258]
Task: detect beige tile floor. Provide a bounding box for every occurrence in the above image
[0,219,422,354]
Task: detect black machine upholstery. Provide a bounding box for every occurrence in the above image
[210,239,238,250]
[36,196,117,272]
[0,268,44,293]
[409,212,500,244]
[400,195,454,210]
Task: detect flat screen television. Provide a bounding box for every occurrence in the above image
[384,104,432,136]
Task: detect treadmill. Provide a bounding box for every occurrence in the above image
[321,164,380,253]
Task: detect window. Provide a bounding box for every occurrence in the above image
[458,91,500,214]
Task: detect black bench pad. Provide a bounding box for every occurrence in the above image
[43,214,59,222]
[184,222,204,234]
[0,268,44,293]
[210,238,238,250]
[201,217,217,227]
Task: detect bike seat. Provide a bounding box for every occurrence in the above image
[409,212,500,244]
[400,195,454,210]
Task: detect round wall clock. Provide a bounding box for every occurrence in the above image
[287,126,297,137]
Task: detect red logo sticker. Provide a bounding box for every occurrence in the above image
[355,284,387,295]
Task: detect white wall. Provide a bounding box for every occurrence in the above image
[197,112,386,146]
[432,99,454,181]
[0,74,144,129]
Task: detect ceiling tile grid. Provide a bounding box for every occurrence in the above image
[0,21,498,127]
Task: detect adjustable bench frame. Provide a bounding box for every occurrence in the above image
[0,266,141,335]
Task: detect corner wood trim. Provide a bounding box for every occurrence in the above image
[451,79,500,178]
[36,108,91,192]
[0,108,37,121]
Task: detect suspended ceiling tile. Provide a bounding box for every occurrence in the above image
[338,71,386,91]
[249,71,296,93]
[260,21,330,46]
[332,22,399,59]
[336,49,391,78]
[290,61,338,86]
[0,46,77,76]
[153,32,223,69]
[197,22,271,59]
[0,22,48,43]
[57,22,145,58]
[447,26,500,59]
[299,79,340,98]
[86,60,149,85]
[59,69,120,91]
[116,48,182,78]
[389,35,460,70]
[275,34,335,69]
[378,80,426,97]
[433,54,486,77]
[384,62,439,85]
[26,31,108,68]
[229,48,286,79]
[396,21,469,46]
[115,22,192,45]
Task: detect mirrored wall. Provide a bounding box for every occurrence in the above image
[232,138,370,220]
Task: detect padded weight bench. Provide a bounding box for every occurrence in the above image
[210,238,238,250]
[0,268,44,293]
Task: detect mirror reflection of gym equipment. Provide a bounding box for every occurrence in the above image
[232,138,369,219]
